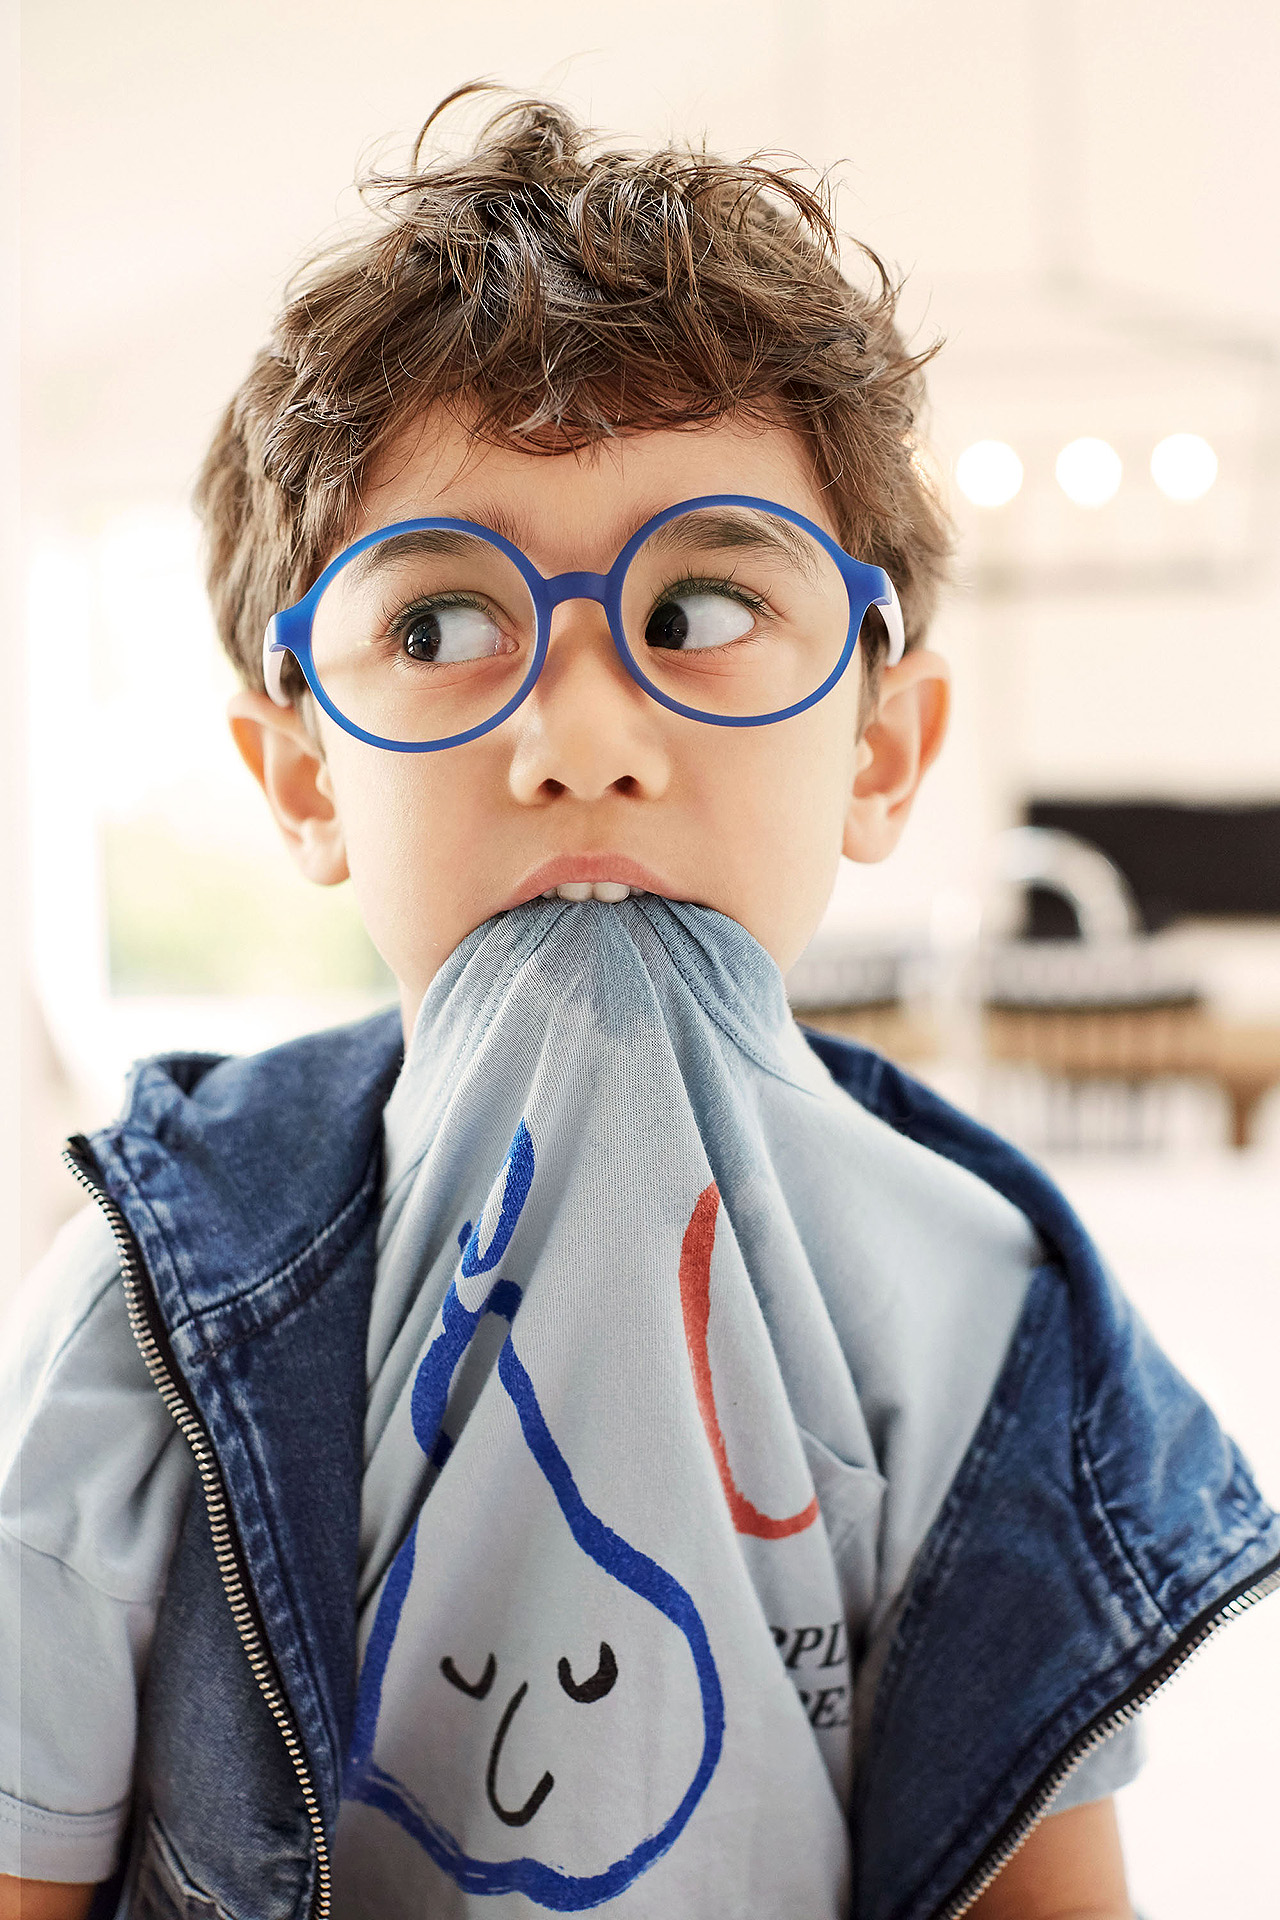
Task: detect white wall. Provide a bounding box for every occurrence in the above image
[3,0,20,1302]
[22,0,1280,489]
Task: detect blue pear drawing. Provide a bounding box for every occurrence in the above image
[345,1121,725,1911]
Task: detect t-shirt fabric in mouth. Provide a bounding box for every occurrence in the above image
[334,896,1041,1919]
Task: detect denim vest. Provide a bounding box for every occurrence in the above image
[70,1010,1280,1920]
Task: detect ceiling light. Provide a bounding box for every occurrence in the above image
[1150,433,1218,502]
[954,440,1024,508]
[1055,438,1122,507]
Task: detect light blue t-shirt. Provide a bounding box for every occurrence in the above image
[1,901,1143,1898]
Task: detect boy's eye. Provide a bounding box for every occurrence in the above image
[401,602,506,664]
[644,590,757,653]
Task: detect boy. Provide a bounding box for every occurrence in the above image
[4,89,1278,1920]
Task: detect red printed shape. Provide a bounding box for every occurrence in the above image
[679,1183,819,1539]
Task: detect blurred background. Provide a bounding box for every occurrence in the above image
[7,0,1279,1909]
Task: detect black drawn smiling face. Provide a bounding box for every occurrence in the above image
[441,1642,619,1827]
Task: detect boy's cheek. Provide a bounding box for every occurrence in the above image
[732,838,846,973]
[317,748,467,987]
[705,726,857,971]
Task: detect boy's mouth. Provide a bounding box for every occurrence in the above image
[501,856,682,912]
[542,881,637,902]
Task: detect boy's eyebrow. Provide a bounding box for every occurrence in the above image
[416,496,664,561]
[342,526,498,588]
[346,504,825,578]
[639,509,824,579]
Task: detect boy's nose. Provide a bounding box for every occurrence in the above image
[506,602,671,805]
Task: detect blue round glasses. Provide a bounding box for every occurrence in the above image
[262,493,905,752]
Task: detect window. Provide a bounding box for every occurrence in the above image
[27,503,392,1119]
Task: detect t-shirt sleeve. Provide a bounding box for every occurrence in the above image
[0,1205,196,1882]
[1047,1714,1146,1815]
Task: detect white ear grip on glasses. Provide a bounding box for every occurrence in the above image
[263,617,291,707]
[875,579,906,668]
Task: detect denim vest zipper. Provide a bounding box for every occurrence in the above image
[66,1137,332,1920]
[939,1548,1280,1917]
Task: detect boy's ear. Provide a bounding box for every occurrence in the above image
[226,690,350,886]
[842,648,951,865]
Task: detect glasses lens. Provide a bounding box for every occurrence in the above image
[619,507,852,720]
[310,529,537,745]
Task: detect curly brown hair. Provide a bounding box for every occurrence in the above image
[195,85,950,704]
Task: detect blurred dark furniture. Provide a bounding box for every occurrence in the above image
[1025,801,1280,934]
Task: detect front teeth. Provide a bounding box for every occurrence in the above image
[541,881,637,903]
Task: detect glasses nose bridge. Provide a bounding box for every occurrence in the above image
[543,569,612,617]
[539,570,622,675]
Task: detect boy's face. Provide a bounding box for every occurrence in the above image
[230,410,948,1030]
